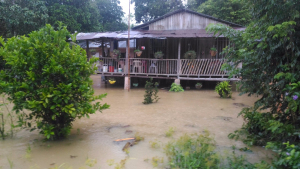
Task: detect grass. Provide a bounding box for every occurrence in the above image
[165,127,175,137]
[149,140,160,149]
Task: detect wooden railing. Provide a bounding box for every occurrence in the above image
[129,58,177,74]
[180,59,226,75]
[96,57,226,76]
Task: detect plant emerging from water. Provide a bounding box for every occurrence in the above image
[0,24,109,140]
[169,83,184,92]
[165,127,175,137]
[215,81,232,98]
[165,131,220,168]
[143,78,159,104]
[164,131,263,169]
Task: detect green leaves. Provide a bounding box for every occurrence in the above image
[0,25,109,140]
[215,81,231,98]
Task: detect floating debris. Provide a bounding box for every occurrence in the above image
[215,116,233,121]
[106,125,130,132]
[233,103,248,107]
[70,155,77,158]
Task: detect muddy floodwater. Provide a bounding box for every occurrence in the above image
[0,75,273,169]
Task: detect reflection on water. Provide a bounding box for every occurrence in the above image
[0,75,272,169]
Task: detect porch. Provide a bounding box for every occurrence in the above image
[96,57,239,81]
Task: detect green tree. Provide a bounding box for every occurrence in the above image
[186,0,207,12]
[207,0,300,167]
[0,0,48,38]
[44,0,102,33]
[198,0,251,26]
[132,0,183,23]
[0,24,109,140]
[94,0,127,31]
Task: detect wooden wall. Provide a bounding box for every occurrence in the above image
[135,37,229,59]
[149,12,228,30]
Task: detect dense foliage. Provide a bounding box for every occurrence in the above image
[0,0,48,38]
[215,81,232,98]
[198,0,251,26]
[94,0,127,31]
[186,0,207,12]
[0,25,109,140]
[131,0,183,23]
[164,131,263,169]
[169,83,184,92]
[207,0,300,168]
[45,0,102,33]
[0,0,127,38]
[143,78,159,104]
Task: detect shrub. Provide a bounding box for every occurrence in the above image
[164,131,258,169]
[169,83,184,92]
[0,24,109,140]
[215,81,232,98]
[143,78,159,104]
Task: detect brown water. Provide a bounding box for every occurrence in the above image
[0,75,273,169]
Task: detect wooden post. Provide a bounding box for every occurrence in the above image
[102,38,105,57]
[177,38,181,78]
[86,40,90,60]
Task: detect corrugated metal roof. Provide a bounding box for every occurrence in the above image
[132,8,244,30]
[74,28,245,41]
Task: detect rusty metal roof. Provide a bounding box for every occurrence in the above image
[74,28,245,41]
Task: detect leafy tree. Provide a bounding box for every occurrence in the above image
[132,0,183,23]
[186,0,207,12]
[94,0,127,31]
[0,24,109,140]
[0,0,48,38]
[44,0,102,33]
[207,0,300,168]
[198,0,251,26]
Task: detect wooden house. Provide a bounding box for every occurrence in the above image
[75,9,244,89]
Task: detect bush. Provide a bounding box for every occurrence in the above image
[143,78,159,104]
[0,24,109,140]
[164,131,259,169]
[215,81,232,98]
[169,83,184,92]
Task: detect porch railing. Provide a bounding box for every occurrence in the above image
[180,59,226,75]
[96,57,226,76]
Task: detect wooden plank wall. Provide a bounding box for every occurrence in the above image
[149,12,228,30]
[136,38,229,59]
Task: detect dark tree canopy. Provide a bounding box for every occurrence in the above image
[94,0,127,31]
[132,0,183,23]
[0,0,48,38]
[198,0,251,26]
[45,0,102,33]
[186,0,207,11]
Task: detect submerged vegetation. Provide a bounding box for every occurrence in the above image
[215,81,232,98]
[169,83,184,92]
[164,131,265,169]
[143,78,159,104]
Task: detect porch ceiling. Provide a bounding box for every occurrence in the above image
[74,28,245,41]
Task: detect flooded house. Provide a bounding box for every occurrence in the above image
[75,9,244,89]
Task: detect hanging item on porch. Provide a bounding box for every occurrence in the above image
[154,51,164,59]
[210,47,217,57]
[134,49,143,57]
[111,49,121,60]
[141,46,145,50]
[109,78,116,84]
[184,50,196,59]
